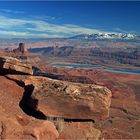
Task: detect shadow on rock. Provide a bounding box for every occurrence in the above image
[4,75,47,120]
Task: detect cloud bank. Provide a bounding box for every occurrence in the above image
[0,11,109,38]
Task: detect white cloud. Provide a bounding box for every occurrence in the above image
[0,30,65,38]
[0,9,25,14]
[29,15,56,20]
[114,28,128,33]
[0,14,105,38]
[0,15,26,28]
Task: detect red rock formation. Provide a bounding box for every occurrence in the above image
[33,121,59,140]
[1,55,140,139]
[0,75,60,140]
[7,74,112,121]
[0,56,33,75]
[0,72,112,139]
[0,55,113,139]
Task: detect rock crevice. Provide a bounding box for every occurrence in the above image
[19,84,47,120]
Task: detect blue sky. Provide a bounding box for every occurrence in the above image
[0,1,139,38]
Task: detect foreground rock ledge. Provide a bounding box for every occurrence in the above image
[0,56,33,75]
[9,75,112,120]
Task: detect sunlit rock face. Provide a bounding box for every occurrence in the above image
[0,56,33,75]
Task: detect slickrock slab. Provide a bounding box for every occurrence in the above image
[9,75,112,120]
[0,56,33,75]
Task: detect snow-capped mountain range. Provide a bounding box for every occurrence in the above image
[71,33,140,40]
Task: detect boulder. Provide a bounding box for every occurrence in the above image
[33,121,59,140]
[9,75,112,120]
[0,56,33,75]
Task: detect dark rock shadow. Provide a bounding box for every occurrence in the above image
[19,84,47,120]
[0,68,31,76]
[4,75,46,120]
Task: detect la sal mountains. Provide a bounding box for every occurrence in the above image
[71,32,140,40]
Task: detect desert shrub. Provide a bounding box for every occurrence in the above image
[55,117,64,133]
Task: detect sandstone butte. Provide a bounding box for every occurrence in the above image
[0,56,112,139]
